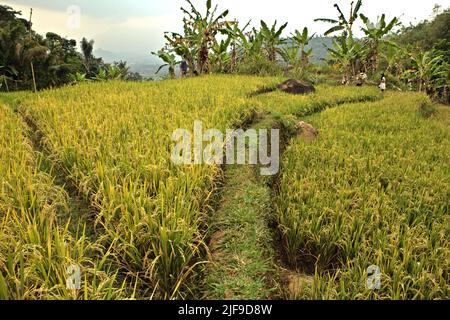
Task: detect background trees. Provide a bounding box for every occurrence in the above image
[0,5,139,91]
[1,1,448,103]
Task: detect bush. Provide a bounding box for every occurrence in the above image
[419,99,437,118]
[237,55,282,76]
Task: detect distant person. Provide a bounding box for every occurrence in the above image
[361,72,368,83]
[341,75,349,86]
[180,60,188,78]
[379,74,387,92]
[356,72,368,86]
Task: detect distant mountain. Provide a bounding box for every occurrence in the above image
[94,48,164,77]
[306,37,334,63]
[283,36,334,64]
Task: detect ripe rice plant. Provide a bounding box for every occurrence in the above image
[0,103,126,300]
[254,85,381,115]
[18,75,280,298]
[277,92,449,299]
[2,74,447,300]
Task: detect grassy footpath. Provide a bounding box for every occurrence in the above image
[204,163,276,299]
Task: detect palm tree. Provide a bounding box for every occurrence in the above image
[360,14,399,72]
[260,20,288,62]
[315,0,363,38]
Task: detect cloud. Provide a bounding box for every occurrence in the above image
[94,15,180,54]
[4,0,172,20]
[3,0,449,56]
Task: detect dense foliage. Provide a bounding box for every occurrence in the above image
[0,5,137,92]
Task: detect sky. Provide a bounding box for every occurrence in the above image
[3,0,450,59]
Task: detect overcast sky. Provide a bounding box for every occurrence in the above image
[4,0,449,56]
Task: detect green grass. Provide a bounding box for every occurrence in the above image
[204,164,275,299]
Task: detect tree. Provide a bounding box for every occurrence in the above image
[381,44,406,77]
[292,27,315,67]
[210,37,232,73]
[360,14,399,72]
[315,0,363,38]
[394,8,450,62]
[404,50,448,94]
[152,49,179,79]
[80,38,104,78]
[328,35,362,80]
[281,27,315,77]
[259,20,288,62]
[178,0,230,74]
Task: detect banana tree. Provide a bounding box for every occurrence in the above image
[94,68,108,82]
[360,14,399,72]
[260,20,288,62]
[280,45,301,72]
[164,32,196,76]
[107,65,123,80]
[381,44,406,77]
[225,20,250,71]
[292,27,316,67]
[315,0,363,39]
[328,35,362,80]
[210,37,232,73]
[69,72,88,84]
[404,50,448,94]
[231,23,263,62]
[152,49,179,79]
[180,0,230,74]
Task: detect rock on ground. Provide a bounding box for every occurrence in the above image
[296,121,318,141]
[277,79,316,95]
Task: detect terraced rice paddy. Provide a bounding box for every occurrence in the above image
[0,76,448,300]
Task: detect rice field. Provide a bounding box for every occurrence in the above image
[277,92,449,299]
[0,103,124,299]
[0,75,448,300]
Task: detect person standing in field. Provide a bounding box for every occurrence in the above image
[379,73,387,92]
[180,60,188,78]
